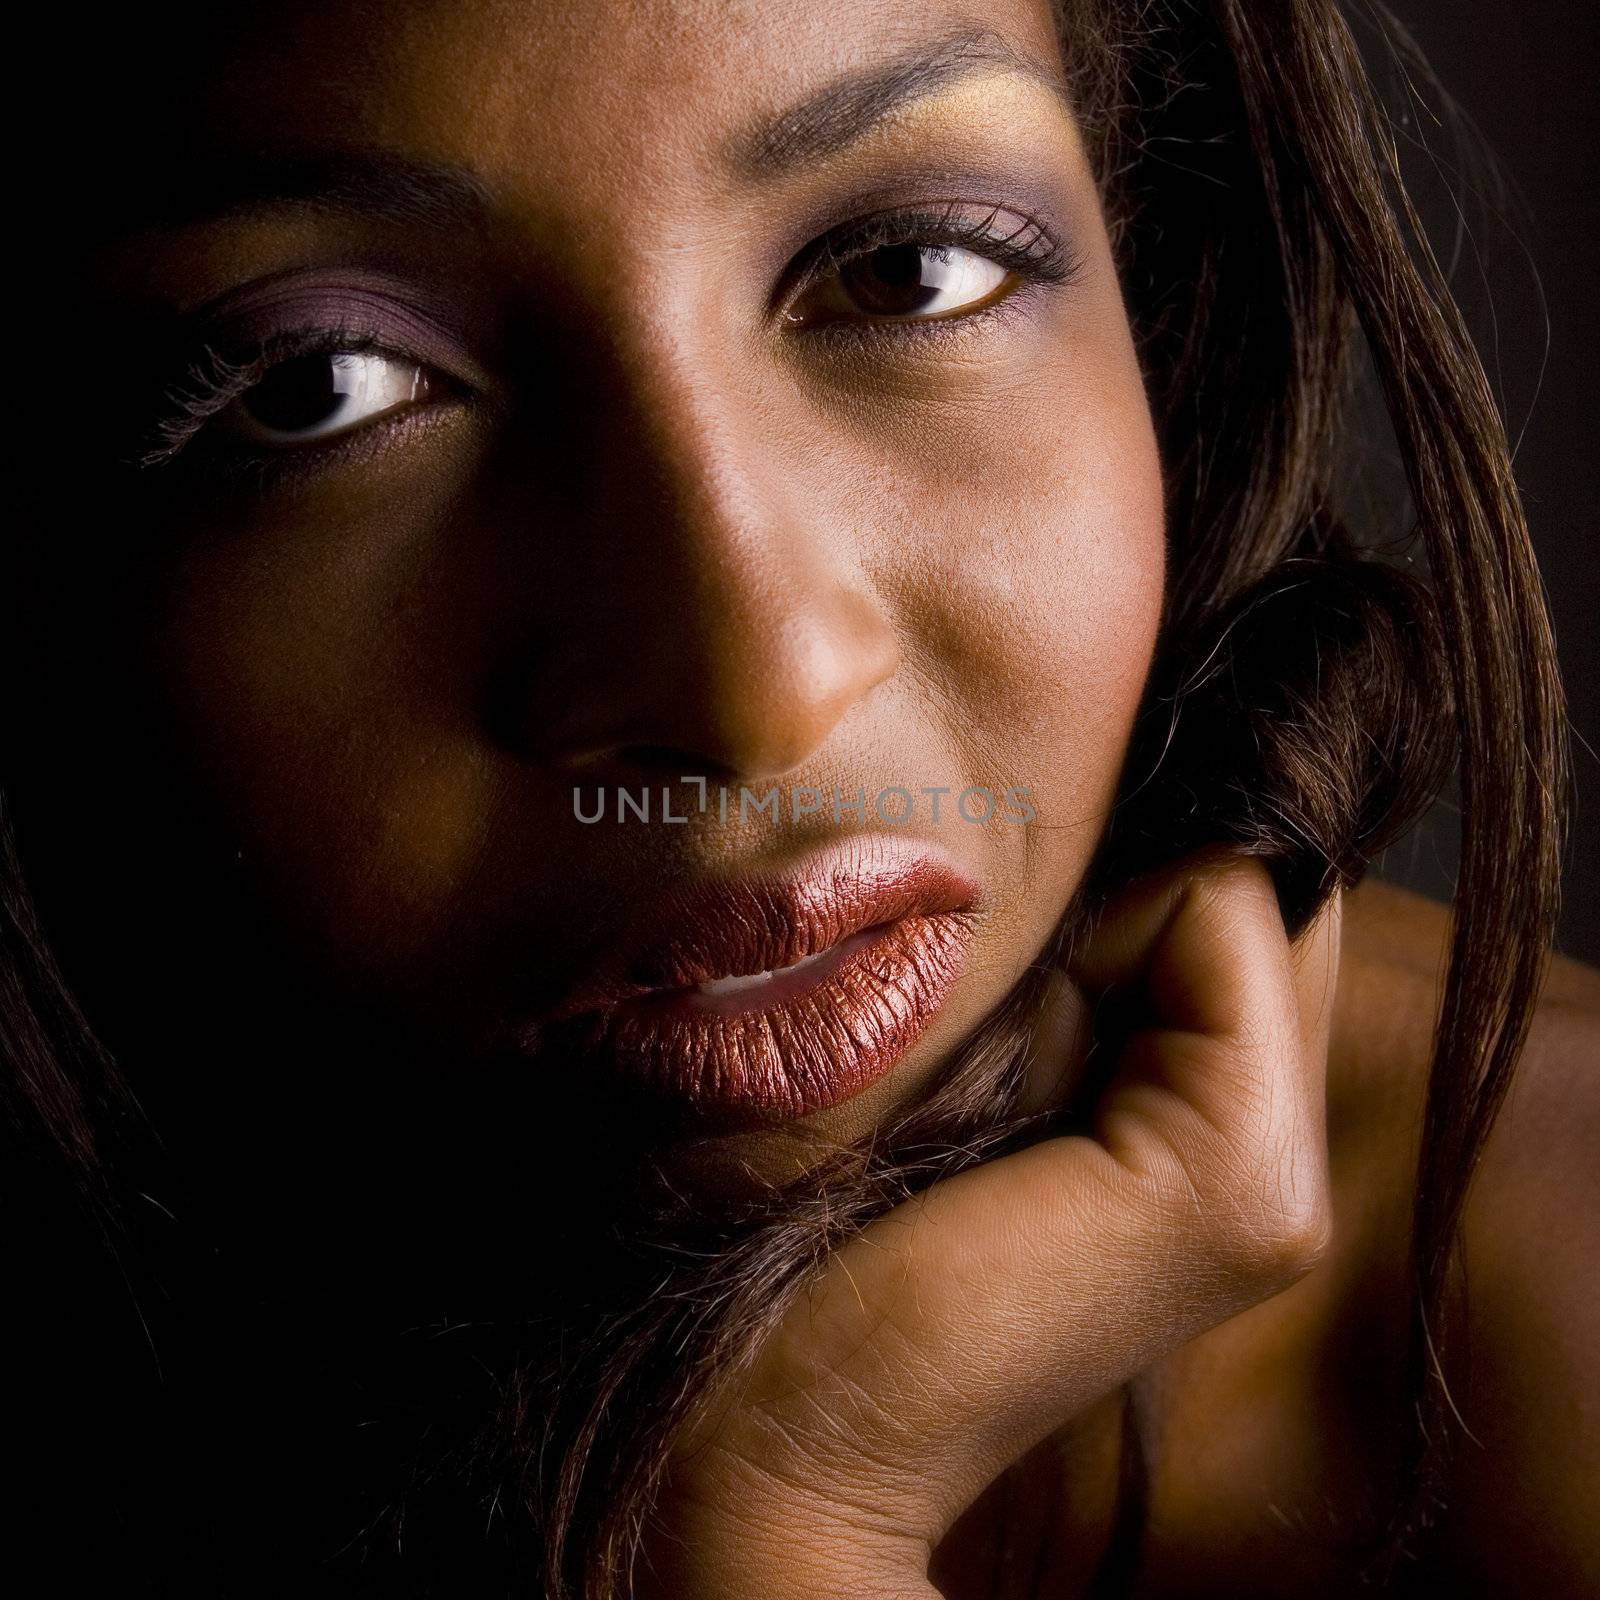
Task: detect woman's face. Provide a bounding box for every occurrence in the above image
[22,0,1162,1198]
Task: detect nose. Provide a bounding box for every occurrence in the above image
[499,342,901,785]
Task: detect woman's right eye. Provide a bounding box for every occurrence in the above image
[215,349,437,447]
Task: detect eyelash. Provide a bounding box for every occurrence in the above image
[130,326,420,472]
[779,200,1084,343]
[129,202,1083,477]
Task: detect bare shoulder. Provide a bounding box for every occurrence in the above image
[1015,878,1594,1598]
[1336,875,1600,1592]
[1339,874,1599,1006]
[1332,875,1598,1109]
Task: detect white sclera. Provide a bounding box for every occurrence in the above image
[233,351,426,444]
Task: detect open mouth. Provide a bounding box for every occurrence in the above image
[526,837,982,1118]
[678,923,886,1013]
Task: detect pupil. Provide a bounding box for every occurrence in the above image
[843,244,944,316]
[243,353,349,433]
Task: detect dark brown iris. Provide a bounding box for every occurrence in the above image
[837,244,951,317]
[242,354,352,433]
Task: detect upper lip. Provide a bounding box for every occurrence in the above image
[546,833,981,1020]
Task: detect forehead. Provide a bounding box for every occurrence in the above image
[141,0,1076,197]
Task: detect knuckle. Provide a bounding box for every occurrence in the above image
[1226,1134,1335,1285]
[1242,1185,1334,1284]
[1161,1110,1333,1290]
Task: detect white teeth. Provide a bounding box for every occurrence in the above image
[697,969,774,996]
[696,944,835,996]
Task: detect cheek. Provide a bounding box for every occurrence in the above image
[854,324,1167,911]
[128,284,1163,1005]
[137,454,509,989]
[996,402,1165,808]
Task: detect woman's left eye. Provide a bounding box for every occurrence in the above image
[775,205,1080,339]
[786,242,1013,327]
[215,349,435,446]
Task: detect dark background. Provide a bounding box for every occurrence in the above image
[1359,2,1597,964]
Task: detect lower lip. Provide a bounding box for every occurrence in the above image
[543,909,977,1118]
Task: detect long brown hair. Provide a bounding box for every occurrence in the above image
[1,1,1567,1593]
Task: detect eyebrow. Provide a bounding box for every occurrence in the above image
[98,151,497,243]
[98,27,1072,244]
[723,26,1076,181]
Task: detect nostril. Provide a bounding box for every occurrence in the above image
[482,572,899,781]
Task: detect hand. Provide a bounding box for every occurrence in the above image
[638,851,1342,1599]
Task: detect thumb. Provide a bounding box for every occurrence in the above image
[659,852,1334,1580]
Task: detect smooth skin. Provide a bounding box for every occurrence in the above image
[37,0,1162,1185]
[641,860,1600,1597]
[642,851,1340,1598]
[15,0,1598,1593]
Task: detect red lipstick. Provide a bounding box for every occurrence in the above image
[535,836,980,1118]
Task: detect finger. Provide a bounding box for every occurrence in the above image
[1069,848,1292,1038]
[1035,856,1339,1266]
[1016,852,1340,1126]
[1287,882,1342,1073]
[1016,965,1094,1118]
[678,851,1334,1553]
[1047,853,1307,1188]
[1068,854,1323,1213]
